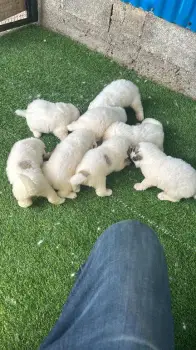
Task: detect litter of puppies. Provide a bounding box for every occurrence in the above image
[6,79,196,207]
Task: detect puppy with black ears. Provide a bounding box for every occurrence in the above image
[129,142,196,202]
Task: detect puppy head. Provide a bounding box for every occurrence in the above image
[29,137,46,156]
[57,103,80,121]
[142,118,163,129]
[67,103,80,121]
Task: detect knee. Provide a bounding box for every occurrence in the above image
[98,220,162,254]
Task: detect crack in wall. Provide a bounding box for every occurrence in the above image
[131,15,146,66]
[108,4,114,32]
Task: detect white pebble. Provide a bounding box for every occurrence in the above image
[43,39,47,42]
[97,227,101,231]
[182,322,186,330]
[37,239,44,246]
[71,273,75,277]
[5,297,16,305]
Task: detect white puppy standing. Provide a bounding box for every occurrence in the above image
[6,138,65,208]
[88,79,144,121]
[42,129,96,198]
[103,118,164,150]
[70,136,131,197]
[67,106,127,141]
[129,142,196,202]
[15,99,80,140]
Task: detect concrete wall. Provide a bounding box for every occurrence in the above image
[40,0,196,99]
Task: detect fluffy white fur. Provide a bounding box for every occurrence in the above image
[130,142,196,202]
[6,138,65,208]
[88,79,144,121]
[67,106,127,141]
[70,136,131,197]
[103,118,164,150]
[15,99,80,140]
[42,129,96,198]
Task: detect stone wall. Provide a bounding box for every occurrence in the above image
[39,0,196,99]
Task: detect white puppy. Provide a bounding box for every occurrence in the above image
[70,136,131,197]
[67,106,127,141]
[129,142,196,202]
[103,118,164,150]
[6,138,65,208]
[42,129,96,198]
[88,79,144,121]
[15,99,80,140]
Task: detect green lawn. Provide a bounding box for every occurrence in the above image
[0,25,195,349]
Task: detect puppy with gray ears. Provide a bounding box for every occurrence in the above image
[6,138,65,208]
[129,142,196,202]
[88,79,144,121]
[103,118,164,150]
[67,106,127,141]
[70,136,132,197]
[15,99,80,140]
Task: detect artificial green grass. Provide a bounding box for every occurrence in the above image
[0,25,195,349]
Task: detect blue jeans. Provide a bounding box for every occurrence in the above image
[40,220,174,350]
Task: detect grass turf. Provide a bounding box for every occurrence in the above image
[0,25,196,349]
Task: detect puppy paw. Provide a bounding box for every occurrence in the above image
[49,196,65,205]
[134,183,144,191]
[72,185,80,193]
[55,197,65,205]
[96,189,112,197]
[66,192,77,199]
[18,199,33,208]
[105,189,112,196]
[33,131,41,138]
[157,192,179,202]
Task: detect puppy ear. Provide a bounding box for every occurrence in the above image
[43,152,51,161]
[132,154,143,162]
[127,146,132,157]
[134,145,140,154]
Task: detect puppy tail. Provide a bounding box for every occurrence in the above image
[15,109,27,118]
[70,171,89,187]
[131,95,144,121]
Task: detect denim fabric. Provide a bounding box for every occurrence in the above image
[40,220,174,350]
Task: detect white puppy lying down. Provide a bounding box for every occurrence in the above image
[129,142,196,202]
[88,79,144,121]
[103,118,164,150]
[67,106,127,141]
[70,136,131,197]
[15,99,80,140]
[42,129,96,198]
[6,138,65,208]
